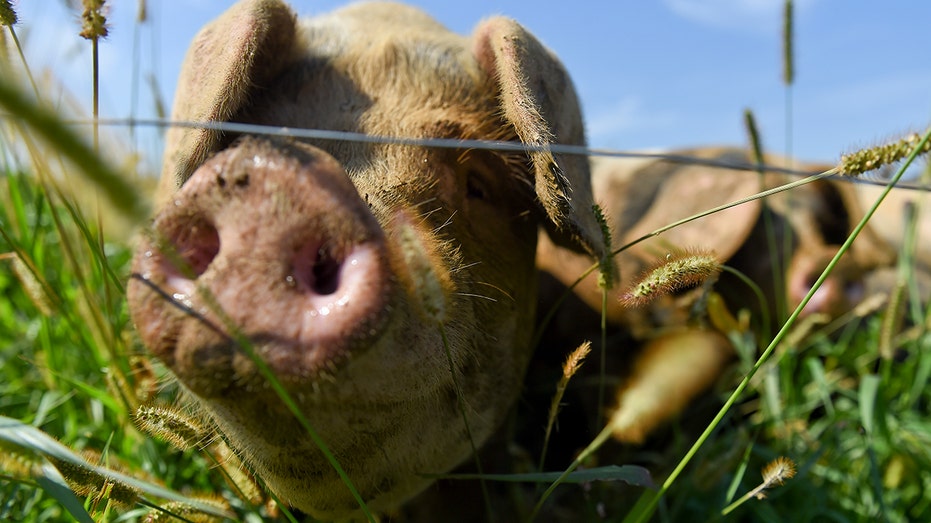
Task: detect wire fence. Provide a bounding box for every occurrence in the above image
[48,116,930,192]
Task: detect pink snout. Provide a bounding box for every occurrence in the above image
[787,246,865,318]
[127,138,393,397]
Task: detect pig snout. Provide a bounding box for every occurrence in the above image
[128,137,392,397]
[787,247,865,318]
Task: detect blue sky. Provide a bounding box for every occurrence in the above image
[12,1,931,171]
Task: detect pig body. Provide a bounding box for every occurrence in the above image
[128,0,605,519]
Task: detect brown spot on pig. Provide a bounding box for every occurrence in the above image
[128,0,605,519]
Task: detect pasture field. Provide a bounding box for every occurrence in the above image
[2,2,930,521]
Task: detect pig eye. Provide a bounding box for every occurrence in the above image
[460,151,510,202]
[465,169,487,200]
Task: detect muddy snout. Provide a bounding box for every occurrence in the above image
[128,138,392,397]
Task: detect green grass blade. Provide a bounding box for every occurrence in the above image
[859,374,880,437]
[429,464,653,486]
[0,416,235,519]
[724,441,755,504]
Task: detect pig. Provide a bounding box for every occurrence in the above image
[536,147,903,444]
[539,147,897,339]
[126,0,607,519]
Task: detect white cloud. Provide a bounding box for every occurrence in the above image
[662,0,814,34]
[585,96,678,144]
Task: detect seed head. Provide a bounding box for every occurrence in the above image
[134,404,210,451]
[592,204,616,290]
[562,340,592,380]
[143,497,229,523]
[743,108,764,169]
[839,132,931,176]
[621,250,721,308]
[1,0,17,26]
[79,0,109,40]
[4,253,54,316]
[760,456,797,495]
[782,0,794,86]
[49,456,139,507]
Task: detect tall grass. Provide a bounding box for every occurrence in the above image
[2,1,931,522]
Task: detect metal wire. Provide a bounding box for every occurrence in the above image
[45,116,931,192]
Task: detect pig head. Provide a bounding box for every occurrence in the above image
[539,147,896,339]
[537,148,902,444]
[127,0,606,519]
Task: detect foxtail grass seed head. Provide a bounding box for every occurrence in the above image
[879,279,907,360]
[562,340,592,380]
[134,404,209,451]
[851,292,888,318]
[839,133,931,176]
[621,250,721,308]
[4,253,54,316]
[0,442,42,477]
[743,108,765,168]
[592,204,616,289]
[759,456,797,496]
[214,442,265,506]
[723,455,797,515]
[79,0,109,39]
[540,341,592,470]
[0,0,16,26]
[143,497,229,523]
[49,457,139,507]
[782,0,794,86]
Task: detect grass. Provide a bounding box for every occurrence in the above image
[2,1,931,522]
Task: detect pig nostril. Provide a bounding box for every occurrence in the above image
[845,280,865,304]
[312,252,342,295]
[293,244,343,296]
[172,222,220,277]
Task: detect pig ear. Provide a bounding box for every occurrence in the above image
[472,18,606,259]
[159,0,297,198]
[620,150,763,264]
